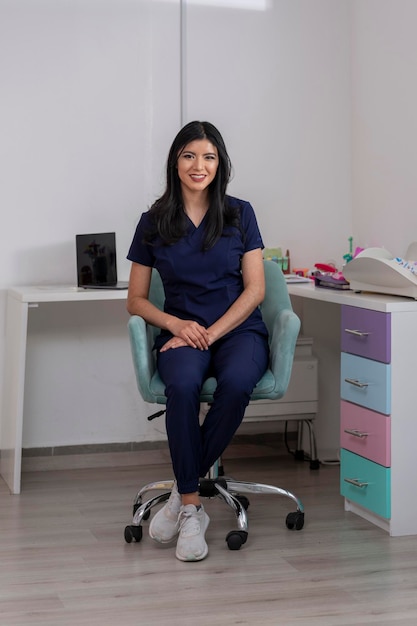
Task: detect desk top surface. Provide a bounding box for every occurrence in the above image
[287,281,417,312]
[8,285,128,303]
[9,281,417,312]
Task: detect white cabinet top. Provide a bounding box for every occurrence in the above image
[287,281,417,313]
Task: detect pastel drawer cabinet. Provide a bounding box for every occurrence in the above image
[340,304,396,532]
[287,281,417,536]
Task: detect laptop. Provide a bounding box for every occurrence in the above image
[76,232,129,289]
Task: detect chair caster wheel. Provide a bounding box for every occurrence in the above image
[226,530,248,550]
[310,459,320,470]
[124,525,143,543]
[236,495,250,510]
[286,511,304,530]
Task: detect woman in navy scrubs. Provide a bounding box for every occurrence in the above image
[127,121,269,561]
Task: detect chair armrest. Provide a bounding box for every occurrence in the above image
[128,315,157,403]
[269,308,301,399]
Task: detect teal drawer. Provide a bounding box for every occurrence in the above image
[341,352,391,415]
[340,449,391,519]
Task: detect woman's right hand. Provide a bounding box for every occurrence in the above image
[167,318,210,350]
[127,263,209,350]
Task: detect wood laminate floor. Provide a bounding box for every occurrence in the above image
[1,442,417,626]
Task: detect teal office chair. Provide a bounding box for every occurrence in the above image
[124,261,305,551]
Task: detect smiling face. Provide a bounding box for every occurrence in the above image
[176,139,219,196]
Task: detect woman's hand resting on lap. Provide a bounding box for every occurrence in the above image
[163,319,210,351]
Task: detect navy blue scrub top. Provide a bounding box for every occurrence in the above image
[127,195,268,349]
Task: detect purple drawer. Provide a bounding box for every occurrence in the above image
[341,305,391,363]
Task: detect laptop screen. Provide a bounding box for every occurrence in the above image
[76,232,118,287]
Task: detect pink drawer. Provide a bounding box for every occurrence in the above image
[341,305,390,363]
[340,400,391,467]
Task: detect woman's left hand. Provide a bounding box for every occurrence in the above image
[160,337,189,352]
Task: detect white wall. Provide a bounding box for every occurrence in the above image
[185,0,352,270]
[351,0,417,257]
[0,0,353,450]
[0,0,181,447]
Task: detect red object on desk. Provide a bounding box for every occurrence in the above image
[314,263,337,273]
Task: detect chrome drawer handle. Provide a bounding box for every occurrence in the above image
[344,378,369,388]
[344,478,369,488]
[344,428,369,438]
[344,328,370,337]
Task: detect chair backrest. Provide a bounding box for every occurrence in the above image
[259,260,292,336]
[147,269,165,346]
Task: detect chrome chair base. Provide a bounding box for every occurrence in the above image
[124,465,305,550]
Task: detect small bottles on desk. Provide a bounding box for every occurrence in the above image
[263,247,290,274]
[282,249,290,275]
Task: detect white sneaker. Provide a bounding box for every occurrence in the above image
[176,504,210,562]
[149,482,181,543]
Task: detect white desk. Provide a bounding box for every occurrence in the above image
[3,281,417,537]
[2,284,317,495]
[1,286,128,495]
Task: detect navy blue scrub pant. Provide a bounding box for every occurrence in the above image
[157,331,269,494]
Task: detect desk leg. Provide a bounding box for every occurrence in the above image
[291,296,341,461]
[0,295,29,494]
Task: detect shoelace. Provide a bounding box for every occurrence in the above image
[179,509,200,536]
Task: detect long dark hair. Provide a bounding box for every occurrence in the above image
[146,121,240,250]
